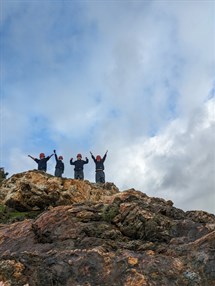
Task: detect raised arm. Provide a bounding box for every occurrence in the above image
[47,153,54,161]
[90,151,96,162]
[103,150,108,161]
[54,150,58,161]
[28,155,35,160]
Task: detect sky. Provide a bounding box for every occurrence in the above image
[1,0,215,214]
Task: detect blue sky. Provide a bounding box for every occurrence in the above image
[1,0,215,213]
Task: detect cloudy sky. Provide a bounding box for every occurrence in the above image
[1,0,214,213]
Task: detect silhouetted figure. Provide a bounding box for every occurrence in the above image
[53,150,64,177]
[0,167,9,184]
[70,153,88,180]
[90,150,108,183]
[28,153,53,172]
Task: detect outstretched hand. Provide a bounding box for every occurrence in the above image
[53,150,56,153]
[28,155,34,160]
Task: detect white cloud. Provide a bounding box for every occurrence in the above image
[107,99,215,213]
[1,1,215,213]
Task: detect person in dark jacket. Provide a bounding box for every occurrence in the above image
[70,153,89,180]
[53,150,64,177]
[0,167,9,184]
[28,152,53,172]
[90,150,108,183]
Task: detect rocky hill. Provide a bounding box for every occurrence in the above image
[0,170,214,286]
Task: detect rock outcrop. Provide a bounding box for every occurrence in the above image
[0,170,119,211]
[0,171,214,286]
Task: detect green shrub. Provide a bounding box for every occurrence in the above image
[102,204,119,223]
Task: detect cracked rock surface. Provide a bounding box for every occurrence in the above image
[0,171,214,286]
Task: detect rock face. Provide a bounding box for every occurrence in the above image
[0,170,119,211]
[0,171,215,286]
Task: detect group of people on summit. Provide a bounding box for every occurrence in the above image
[28,150,108,183]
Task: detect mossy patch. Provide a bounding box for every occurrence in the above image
[101,203,119,223]
[0,204,43,224]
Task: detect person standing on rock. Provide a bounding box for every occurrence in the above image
[28,152,54,172]
[90,150,108,183]
[70,153,89,180]
[53,150,64,177]
[0,167,9,184]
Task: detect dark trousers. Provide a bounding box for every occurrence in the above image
[55,168,63,177]
[96,170,105,183]
[75,170,84,180]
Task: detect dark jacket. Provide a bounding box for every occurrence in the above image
[34,156,51,171]
[70,158,89,171]
[55,154,64,172]
[91,153,107,171]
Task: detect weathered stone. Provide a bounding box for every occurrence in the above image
[0,170,119,211]
[0,171,214,286]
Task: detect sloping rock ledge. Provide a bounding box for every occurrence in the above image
[0,171,214,286]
